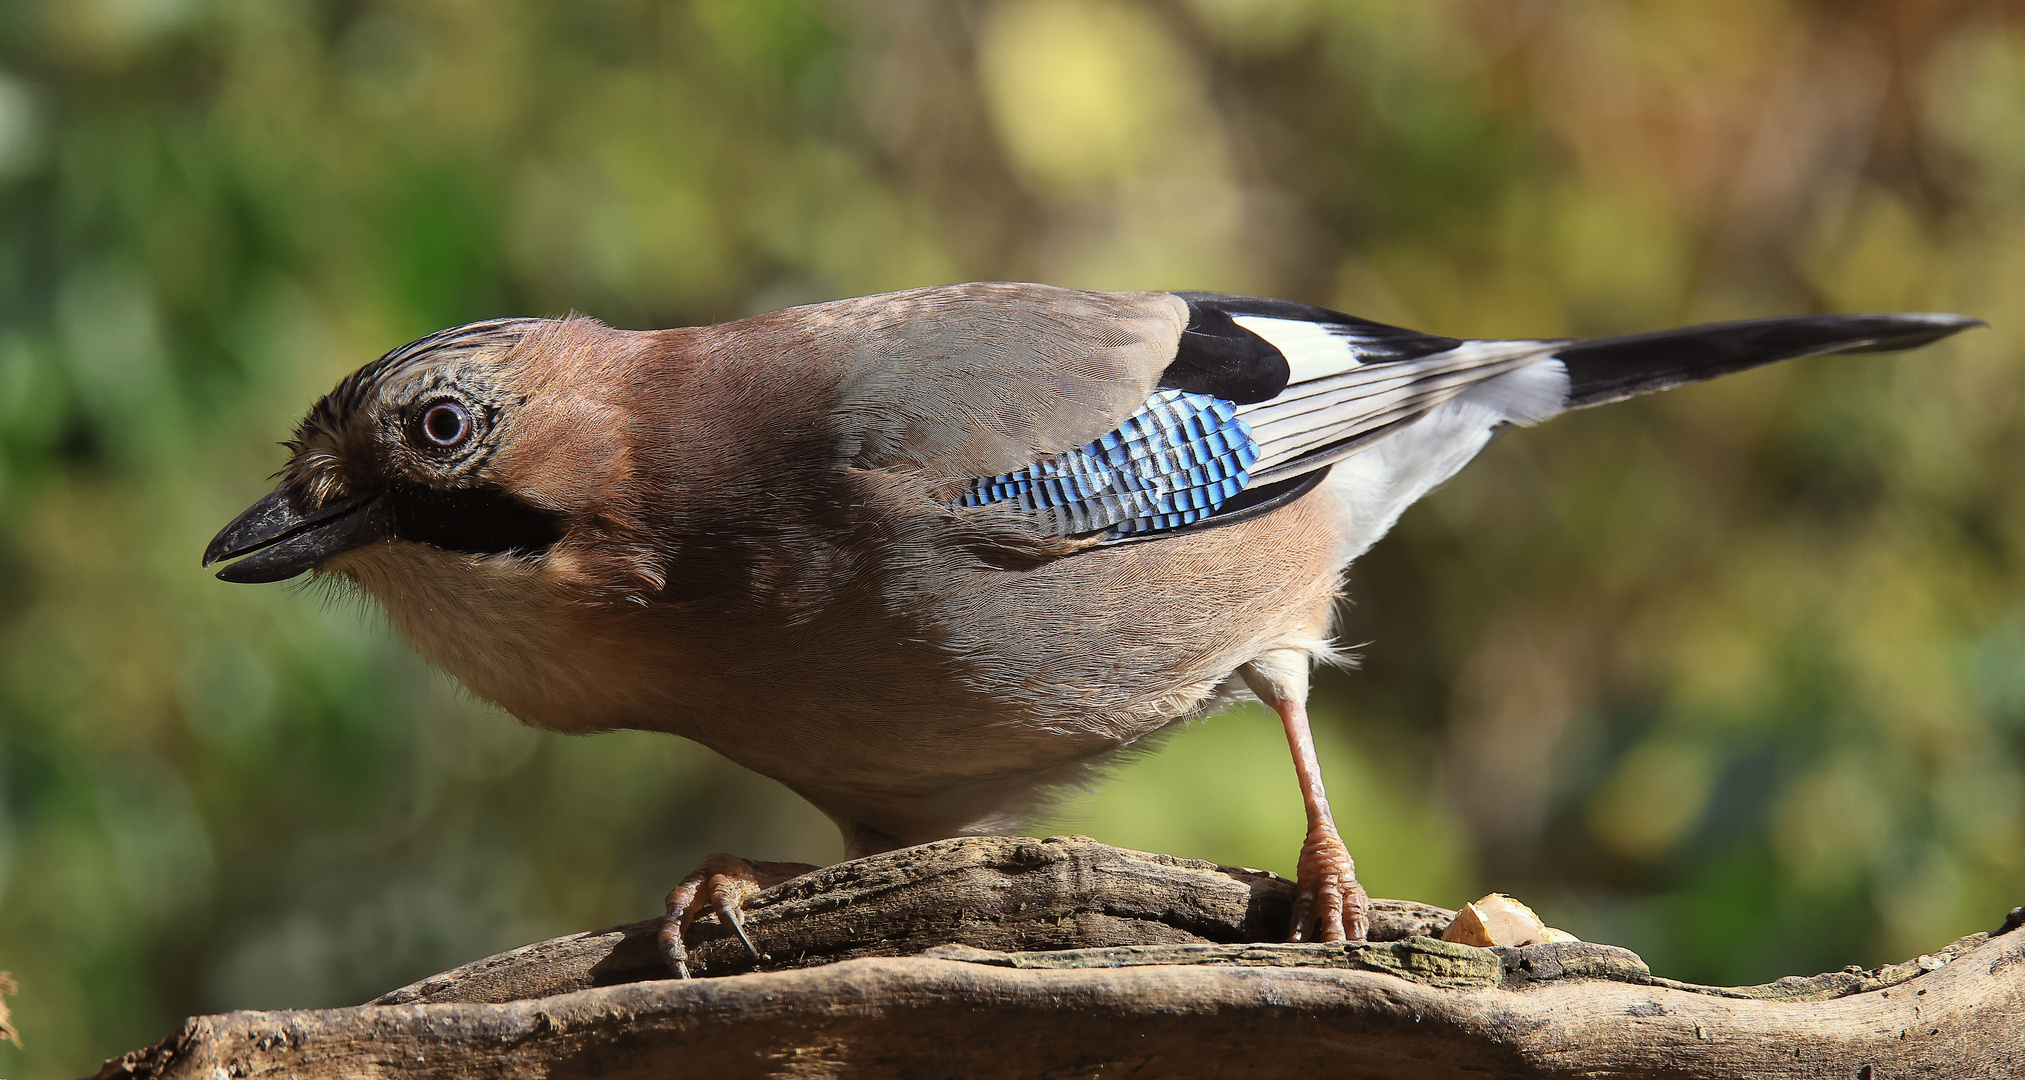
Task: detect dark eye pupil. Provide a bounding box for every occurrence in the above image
[423,403,469,446]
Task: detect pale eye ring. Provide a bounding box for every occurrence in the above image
[418,400,472,448]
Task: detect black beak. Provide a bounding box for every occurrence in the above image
[203,487,386,583]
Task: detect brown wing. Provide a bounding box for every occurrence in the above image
[786,282,1188,479]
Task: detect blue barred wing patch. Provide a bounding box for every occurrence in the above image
[955,389,1260,538]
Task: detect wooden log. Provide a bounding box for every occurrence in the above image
[89,836,2025,1079]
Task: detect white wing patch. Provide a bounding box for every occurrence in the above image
[1231,316,1367,384]
[1235,340,1568,481]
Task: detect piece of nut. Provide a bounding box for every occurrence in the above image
[1439,893,1581,947]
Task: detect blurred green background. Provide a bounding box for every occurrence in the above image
[1,0,2021,1074]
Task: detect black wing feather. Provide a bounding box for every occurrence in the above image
[1160,292,1465,405]
[1159,305,1288,404]
[1170,292,1463,363]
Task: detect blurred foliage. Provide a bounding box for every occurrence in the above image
[0,0,2021,1074]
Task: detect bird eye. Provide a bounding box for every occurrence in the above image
[418,400,472,448]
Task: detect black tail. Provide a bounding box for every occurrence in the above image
[1558,313,1984,410]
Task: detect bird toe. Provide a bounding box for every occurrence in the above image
[658,854,816,978]
[1289,828,1370,944]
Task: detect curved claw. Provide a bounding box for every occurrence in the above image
[711,885,764,962]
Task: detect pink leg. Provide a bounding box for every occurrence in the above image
[1266,693,1370,943]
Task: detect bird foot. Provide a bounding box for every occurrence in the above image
[657,854,817,978]
[1288,825,1370,943]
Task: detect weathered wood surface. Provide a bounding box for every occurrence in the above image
[91,836,2025,1079]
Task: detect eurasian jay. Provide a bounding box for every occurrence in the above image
[203,283,1978,973]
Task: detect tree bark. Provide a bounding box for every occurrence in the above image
[91,836,2025,1079]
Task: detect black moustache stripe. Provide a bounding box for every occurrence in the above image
[383,483,564,558]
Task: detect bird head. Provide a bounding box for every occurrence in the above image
[204,316,662,600]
